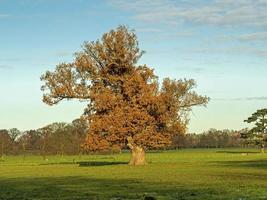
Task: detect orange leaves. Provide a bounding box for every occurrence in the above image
[82,133,110,152]
[41,26,209,152]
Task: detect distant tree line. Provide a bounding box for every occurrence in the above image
[171,128,249,149]
[0,118,88,159]
[1,120,255,159]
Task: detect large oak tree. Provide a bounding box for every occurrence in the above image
[41,26,209,165]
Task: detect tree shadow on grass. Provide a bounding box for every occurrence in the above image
[39,161,128,166]
[0,176,228,200]
[39,161,78,166]
[213,159,267,169]
[216,150,259,154]
[78,161,128,167]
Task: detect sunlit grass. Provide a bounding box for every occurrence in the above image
[0,148,267,199]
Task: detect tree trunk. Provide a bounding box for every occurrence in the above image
[127,137,146,166]
[0,141,3,160]
[129,146,146,165]
[22,143,26,161]
[60,143,64,157]
[260,144,265,154]
[42,140,46,160]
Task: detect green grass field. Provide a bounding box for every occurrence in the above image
[0,149,267,200]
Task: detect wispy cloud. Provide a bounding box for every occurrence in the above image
[190,47,267,57]
[110,0,267,28]
[174,66,205,73]
[0,14,10,18]
[215,96,267,101]
[137,27,195,39]
[0,65,13,70]
[178,0,267,27]
[109,0,185,25]
[237,32,267,41]
[244,97,267,100]
[136,27,163,33]
[218,32,267,42]
[54,51,71,57]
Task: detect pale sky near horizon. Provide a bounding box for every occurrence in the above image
[0,0,267,133]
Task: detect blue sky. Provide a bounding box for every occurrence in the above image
[0,0,267,133]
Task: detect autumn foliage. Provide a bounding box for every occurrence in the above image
[41,26,208,165]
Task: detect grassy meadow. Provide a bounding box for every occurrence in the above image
[0,148,267,200]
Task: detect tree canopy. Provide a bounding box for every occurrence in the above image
[41,26,209,165]
[243,108,267,153]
